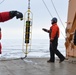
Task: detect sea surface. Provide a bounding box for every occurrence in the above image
[0,39,66,59]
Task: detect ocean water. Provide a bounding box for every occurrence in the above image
[0,39,66,59]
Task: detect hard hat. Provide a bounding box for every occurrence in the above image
[51,17,57,24]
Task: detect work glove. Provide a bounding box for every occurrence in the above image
[42,28,48,32]
[10,11,23,20]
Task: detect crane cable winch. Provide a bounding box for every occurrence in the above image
[22,0,33,58]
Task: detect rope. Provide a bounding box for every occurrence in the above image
[59,29,65,38]
[51,0,65,29]
[0,0,5,5]
[42,0,53,18]
[50,0,65,38]
[42,0,65,38]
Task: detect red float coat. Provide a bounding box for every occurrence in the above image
[0,12,11,22]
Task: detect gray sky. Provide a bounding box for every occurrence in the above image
[0,0,69,39]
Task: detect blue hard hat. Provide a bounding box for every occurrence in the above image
[51,17,57,23]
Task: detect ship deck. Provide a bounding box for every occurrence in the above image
[0,57,76,75]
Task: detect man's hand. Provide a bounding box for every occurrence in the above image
[42,28,49,33]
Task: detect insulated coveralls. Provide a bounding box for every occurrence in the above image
[49,23,65,62]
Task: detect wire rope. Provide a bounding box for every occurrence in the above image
[42,0,53,18]
[51,0,65,29]
[50,0,65,38]
[42,0,65,38]
[0,0,5,5]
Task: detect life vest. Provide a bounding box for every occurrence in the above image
[49,23,59,40]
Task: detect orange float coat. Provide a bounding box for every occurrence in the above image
[49,23,59,41]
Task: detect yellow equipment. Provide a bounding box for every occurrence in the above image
[22,0,33,58]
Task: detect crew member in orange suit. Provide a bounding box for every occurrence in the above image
[0,10,23,22]
[42,17,65,63]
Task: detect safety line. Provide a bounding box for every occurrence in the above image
[51,0,65,29]
[42,0,65,38]
[42,0,53,18]
[0,0,5,5]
